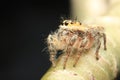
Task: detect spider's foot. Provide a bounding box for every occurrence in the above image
[63,66,66,69]
[73,64,76,67]
[96,57,99,60]
[104,47,107,50]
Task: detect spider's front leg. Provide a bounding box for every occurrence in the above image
[63,32,74,69]
[63,46,71,69]
[73,51,82,67]
[72,37,82,67]
[47,35,57,67]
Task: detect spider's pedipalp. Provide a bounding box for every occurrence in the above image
[49,51,57,67]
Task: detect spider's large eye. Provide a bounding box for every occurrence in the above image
[65,22,68,26]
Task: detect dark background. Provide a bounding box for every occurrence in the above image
[1,0,69,80]
[1,0,120,80]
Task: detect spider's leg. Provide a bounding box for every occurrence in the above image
[103,33,107,50]
[63,47,71,69]
[95,40,101,60]
[49,51,56,67]
[73,51,82,67]
[72,37,82,67]
[85,32,94,49]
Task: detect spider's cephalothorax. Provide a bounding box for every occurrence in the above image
[47,19,107,69]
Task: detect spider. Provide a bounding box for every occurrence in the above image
[47,19,107,69]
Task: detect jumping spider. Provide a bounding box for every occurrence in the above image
[47,19,107,69]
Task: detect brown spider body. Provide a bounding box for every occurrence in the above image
[47,19,107,69]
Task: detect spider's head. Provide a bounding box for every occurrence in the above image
[60,20,87,32]
[62,20,82,27]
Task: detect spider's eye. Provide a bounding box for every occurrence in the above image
[65,22,68,26]
[71,22,73,24]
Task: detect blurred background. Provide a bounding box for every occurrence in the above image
[1,0,69,80]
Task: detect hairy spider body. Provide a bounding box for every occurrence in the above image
[47,19,107,69]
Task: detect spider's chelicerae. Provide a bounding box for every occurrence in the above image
[47,19,107,69]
